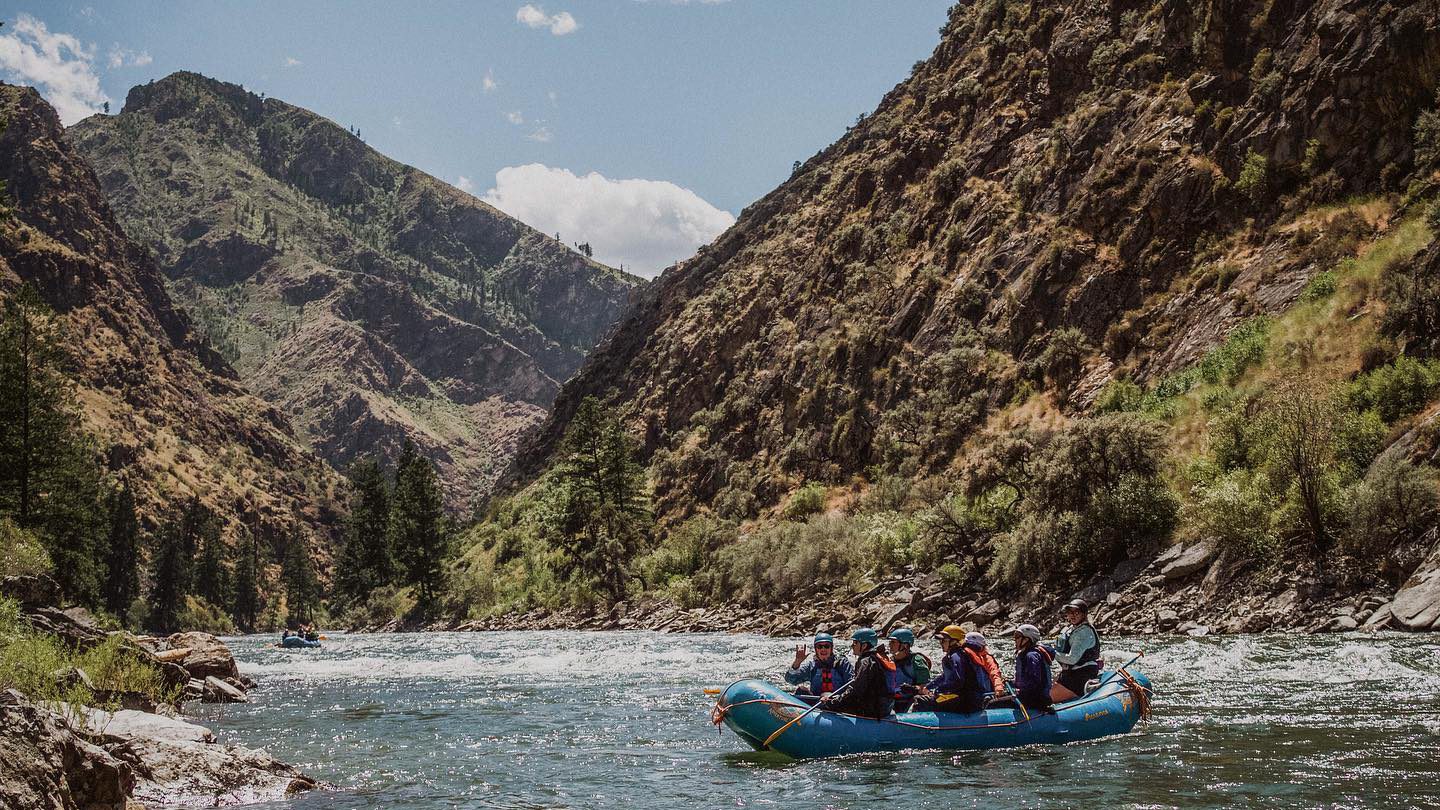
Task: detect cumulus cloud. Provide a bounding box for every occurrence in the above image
[482,68,497,93]
[456,176,476,193]
[516,5,578,35]
[482,164,735,277]
[106,45,151,68]
[0,14,109,124]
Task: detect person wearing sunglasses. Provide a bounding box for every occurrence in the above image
[784,631,853,700]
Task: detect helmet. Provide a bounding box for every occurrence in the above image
[935,625,967,642]
[964,631,987,648]
[813,632,835,646]
[851,627,879,647]
[1010,624,1042,642]
[1063,599,1090,613]
[888,627,916,646]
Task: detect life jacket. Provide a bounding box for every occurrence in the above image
[961,645,1007,695]
[819,660,836,693]
[1056,622,1102,672]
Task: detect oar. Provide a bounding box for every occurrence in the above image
[761,680,855,750]
[702,687,722,696]
[1109,651,1144,681]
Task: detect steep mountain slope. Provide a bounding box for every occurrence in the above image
[0,82,341,543]
[515,0,1440,521]
[70,72,640,507]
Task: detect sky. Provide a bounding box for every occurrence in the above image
[0,1,954,276]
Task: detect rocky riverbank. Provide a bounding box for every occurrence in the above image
[430,532,1440,640]
[0,576,318,809]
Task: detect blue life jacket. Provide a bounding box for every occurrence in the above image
[784,653,854,694]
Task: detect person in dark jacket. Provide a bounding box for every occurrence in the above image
[886,627,931,712]
[1008,624,1054,712]
[911,625,989,714]
[822,628,895,719]
[785,632,854,698]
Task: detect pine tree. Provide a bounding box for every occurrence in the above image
[388,441,447,614]
[335,456,394,607]
[149,512,191,632]
[194,516,232,609]
[0,285,107,604]
[231,527,260,632]
[102,480,141,619]
[283,531,320,625]
[546,397,651,601]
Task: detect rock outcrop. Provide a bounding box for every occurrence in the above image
[70,72,642,506]
[0,82,343,546]
[1389,531,1440,630]
[0,690,133,810]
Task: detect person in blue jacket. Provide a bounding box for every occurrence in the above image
[885,627,931,712]
[911,625,990,714]
[1008,624,1054,712]
[785,632,853,698]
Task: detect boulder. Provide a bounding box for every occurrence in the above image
[1156,609,1180,630]
[80,708,214,746]
[1161,542,1215,581]
[202,677,247,704]
[165,633,240,681]
[0,574,61,607]
[1109,558,1149,586]
[1327,615,1359,632]
[963,599,1002,625]
[1390,541,1440,631]
[0,689,134,810]
[23,607,106,649]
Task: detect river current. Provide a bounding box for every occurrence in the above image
[191,631,1440,809]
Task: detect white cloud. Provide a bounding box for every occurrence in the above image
[505,110,524,125]
[516,4,578,35]
[0,14,109,124]
[106,45,151,69]
[525,126,553,143]
[456,176,476,193]
[482,68,497,93]
[482,164,735,277]
[282,56,301,68]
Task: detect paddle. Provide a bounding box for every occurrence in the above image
[761,679,856,750]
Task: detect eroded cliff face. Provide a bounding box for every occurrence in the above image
[70,72,641,507]
[0,83,342,544]
[515,0,1440,520]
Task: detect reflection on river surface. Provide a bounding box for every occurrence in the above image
[189,631,1440,809]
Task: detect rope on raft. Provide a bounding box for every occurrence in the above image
[1116,667,1152,721]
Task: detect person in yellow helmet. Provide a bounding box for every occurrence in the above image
[911,625,991,714]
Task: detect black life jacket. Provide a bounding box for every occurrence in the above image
[1057,621,1102,672]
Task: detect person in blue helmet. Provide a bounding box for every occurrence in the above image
[885,627,931,712]
[785,631,853,699]
[822,628,895,719]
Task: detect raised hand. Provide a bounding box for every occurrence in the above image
[791,644,808,669]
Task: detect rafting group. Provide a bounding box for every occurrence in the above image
[784,598,1102,720]
[713,598,1153,758]
[277,626,323,649]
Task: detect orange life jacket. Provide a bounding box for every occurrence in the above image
[961,645,1007,694]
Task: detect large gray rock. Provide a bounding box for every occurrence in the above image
[80,708,214,745]
[963,599,1003,625]
[0,574,60,608]
[1391,541,1440,631]
[202,677,247,704]
[1161,542,1216,581]
[0,690,133,810]
[165,632,241,681]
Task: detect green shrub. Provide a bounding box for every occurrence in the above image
[636,515,736,588]
[0,519,53,579]
[175,595,237,635]
[1094,378,1145,413]
[1235,149,1271,206]
[701,515,863,606]
[1184,469,1278,557]
[782,483,827,521]
[1333,409,1388,474]
[1301,270,1337,302]
[856,512,919,574]
[1349,355,1440,422]
[1379,252,1440,358]
[1344,456,1440,583]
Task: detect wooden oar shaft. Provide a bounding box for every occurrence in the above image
[762,681,854,749]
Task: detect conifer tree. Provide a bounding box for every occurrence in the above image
[231,527,260,632]
[283,531,320,625]
[149,512,191,632]
[334,456,393,606]
[0,285,107,604]
[388,441,446,614]
[547,396,651,601]
[103,480,141,619]
[194,517,232,609]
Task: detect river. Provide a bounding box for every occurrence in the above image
[189,631,1440,809]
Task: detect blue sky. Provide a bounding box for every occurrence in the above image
[1,1,954,274]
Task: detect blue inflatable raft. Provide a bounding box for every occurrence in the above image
[279,636,322,649]
[714,668,1152,759]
